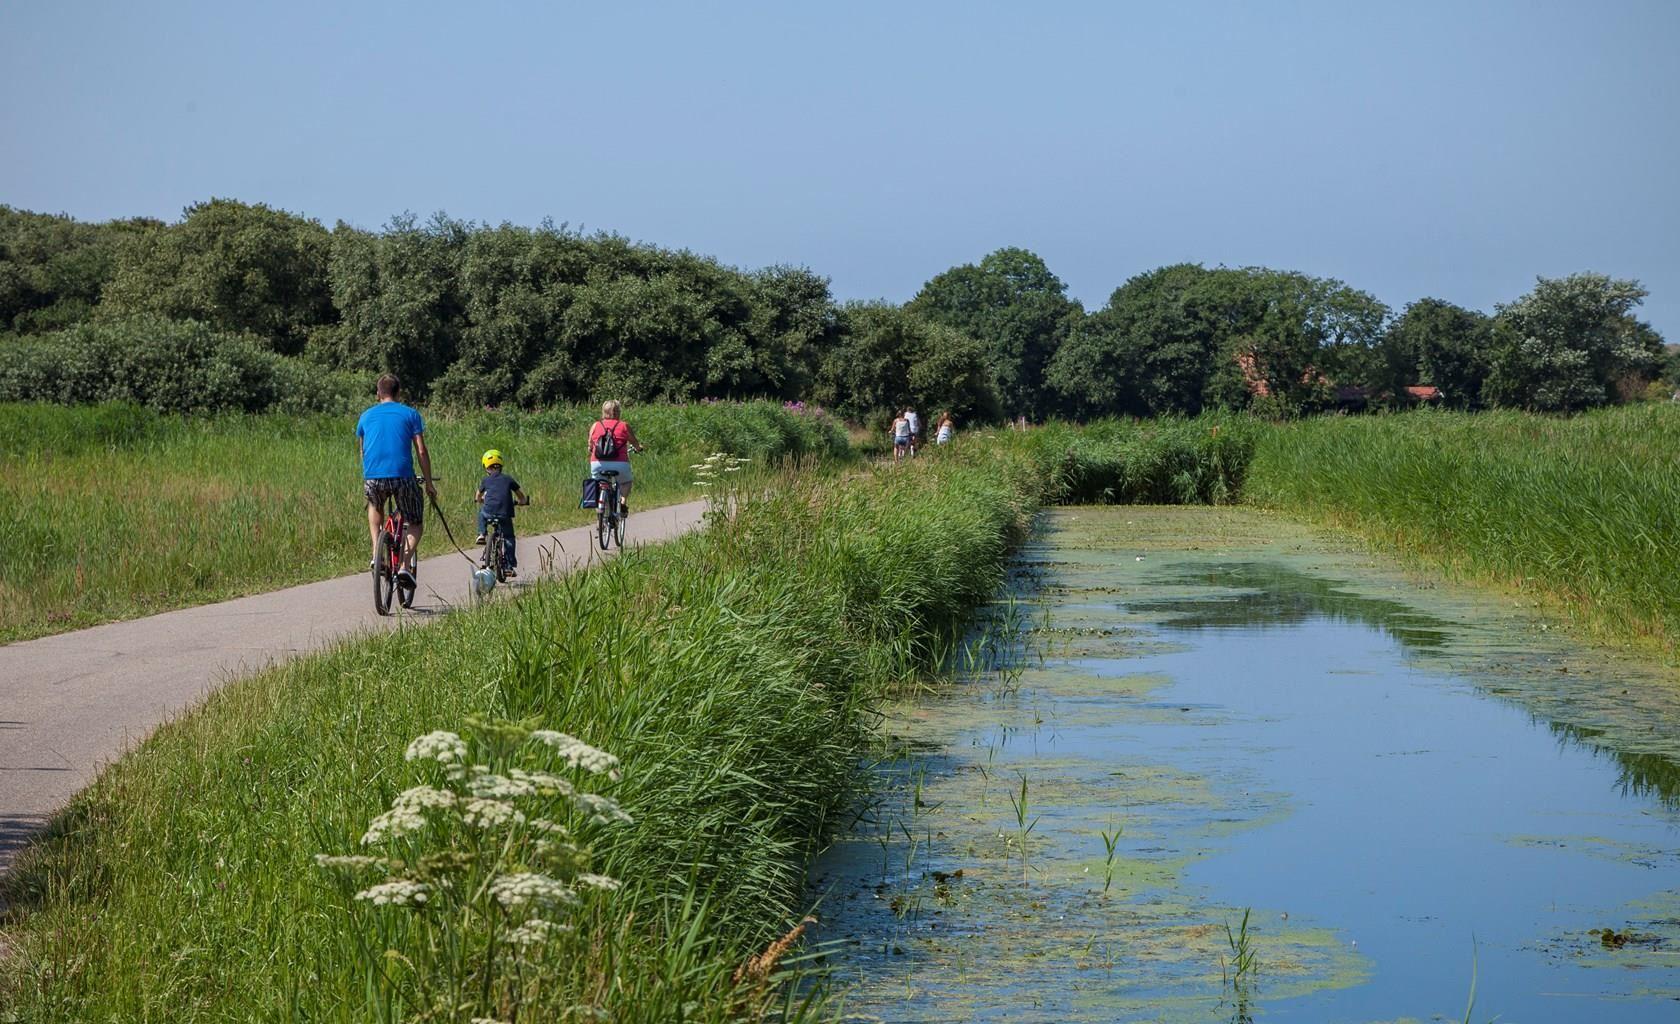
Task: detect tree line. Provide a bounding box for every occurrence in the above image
[1,199,1670,419]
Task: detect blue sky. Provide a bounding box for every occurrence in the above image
[4,1,1677,338]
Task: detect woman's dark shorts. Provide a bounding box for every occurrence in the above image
[364,477,424,524]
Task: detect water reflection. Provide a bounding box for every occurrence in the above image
[1126,562,1450,649]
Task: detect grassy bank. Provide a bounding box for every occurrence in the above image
[0,453,1034,1021]
[0,400,849,642]
[1246,404,1680,657]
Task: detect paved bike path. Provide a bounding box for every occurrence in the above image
[0,500,707,873]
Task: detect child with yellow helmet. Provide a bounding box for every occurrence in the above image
[475,449,530,576]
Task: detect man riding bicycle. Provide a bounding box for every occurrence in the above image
[588,399,643,515]
[356,373,436,588]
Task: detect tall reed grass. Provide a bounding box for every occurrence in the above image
[987,414,1261,505]
[1246,404,1680,655]
[0,453,1034,1021]
[0,400,849,642]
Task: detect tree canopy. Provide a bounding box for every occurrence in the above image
[907,248,1081,419]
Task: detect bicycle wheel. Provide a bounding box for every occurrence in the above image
[597,505,611,550]
[613,505,626,547]
[486,521,506,582]
[373,530,395,616]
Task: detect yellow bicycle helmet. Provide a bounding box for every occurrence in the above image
[481,449,504,468]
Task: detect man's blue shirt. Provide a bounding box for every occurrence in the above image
[356,402,424,479]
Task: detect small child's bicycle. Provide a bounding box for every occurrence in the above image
[481,517,513,583]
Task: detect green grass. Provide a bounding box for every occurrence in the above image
[0,400,850,643]
[1246,403,1680,657]
[0,451,1036,1021]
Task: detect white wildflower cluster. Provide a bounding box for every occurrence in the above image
[362,806,427,844]
[461,798,525,831]
[506,918,573,946]
[313,854,389,871]
[361,785,458,844]
[529,731,622,780]
[510,768,577,797]
[572,792,634,826]
[574,873,622,892]
[691,451,751,488]
[490,872,578,909]
[466,772,535,800]
[354,879,431,906]
[471,1018,511,1024]
[405,730,468,765]
[394,785,458,811]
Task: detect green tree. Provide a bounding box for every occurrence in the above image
[813,304,1000,424]
[907,247,1081,419]
[99,199,333,354]
[1483,273,1663,411]
[0,207,160,333]
[1376,299,1493,409]
[311,213,470,394]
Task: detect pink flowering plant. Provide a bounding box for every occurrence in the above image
[314,715,630,1023]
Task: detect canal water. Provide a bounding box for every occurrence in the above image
[810,506,1680,1022]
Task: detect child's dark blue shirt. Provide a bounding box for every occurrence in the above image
[479,473,521,518]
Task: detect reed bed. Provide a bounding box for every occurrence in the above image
[988,414,1261,505]
[0,453,1034,1021]
[0,400,849,642]
[1246,404,1680,655]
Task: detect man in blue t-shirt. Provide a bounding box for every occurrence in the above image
[356,374,437,587]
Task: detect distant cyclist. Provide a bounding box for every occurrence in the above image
[356,373,436,589]
[588,400,643,515]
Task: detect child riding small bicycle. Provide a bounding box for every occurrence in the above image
[475,449,529,578]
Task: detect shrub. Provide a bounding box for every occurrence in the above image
[0,316,363,415]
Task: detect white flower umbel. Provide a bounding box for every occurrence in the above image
[506,918,573,946]
[471,1018,511,1024]
[466,773,536,800]
[392,785,458,811]
[490,872,578,910]
[405,730,468,765]
[354,879,431,906]
[572,792,634,826]
[361,806,427,844]
[574,872,622,892]
[508,769,577,798]
[528,731,623,780]
[313,854,390,871]
[461,798,525,831]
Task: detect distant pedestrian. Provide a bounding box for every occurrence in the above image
[935,413,955,446]
[905,406,921,452]
[890,410,912,463]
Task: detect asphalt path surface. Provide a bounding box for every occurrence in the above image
[0,500,706,874]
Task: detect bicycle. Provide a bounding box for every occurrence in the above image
[480,516,515,582]
[594,470,627,550]
[371,478,438,616]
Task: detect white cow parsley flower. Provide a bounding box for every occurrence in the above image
[354,879,431,906]
[461,798,525,830]
[574,873,622,892]
[490,872,578,909]
[392,785,458,811]
[362,806,427,844]
[528,731,623,780]
[572,792,634,826]
[506,918,573,946]
[313,854,389,871]
[404,730,468,765]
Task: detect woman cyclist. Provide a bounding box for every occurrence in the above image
[588,400,643,514]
